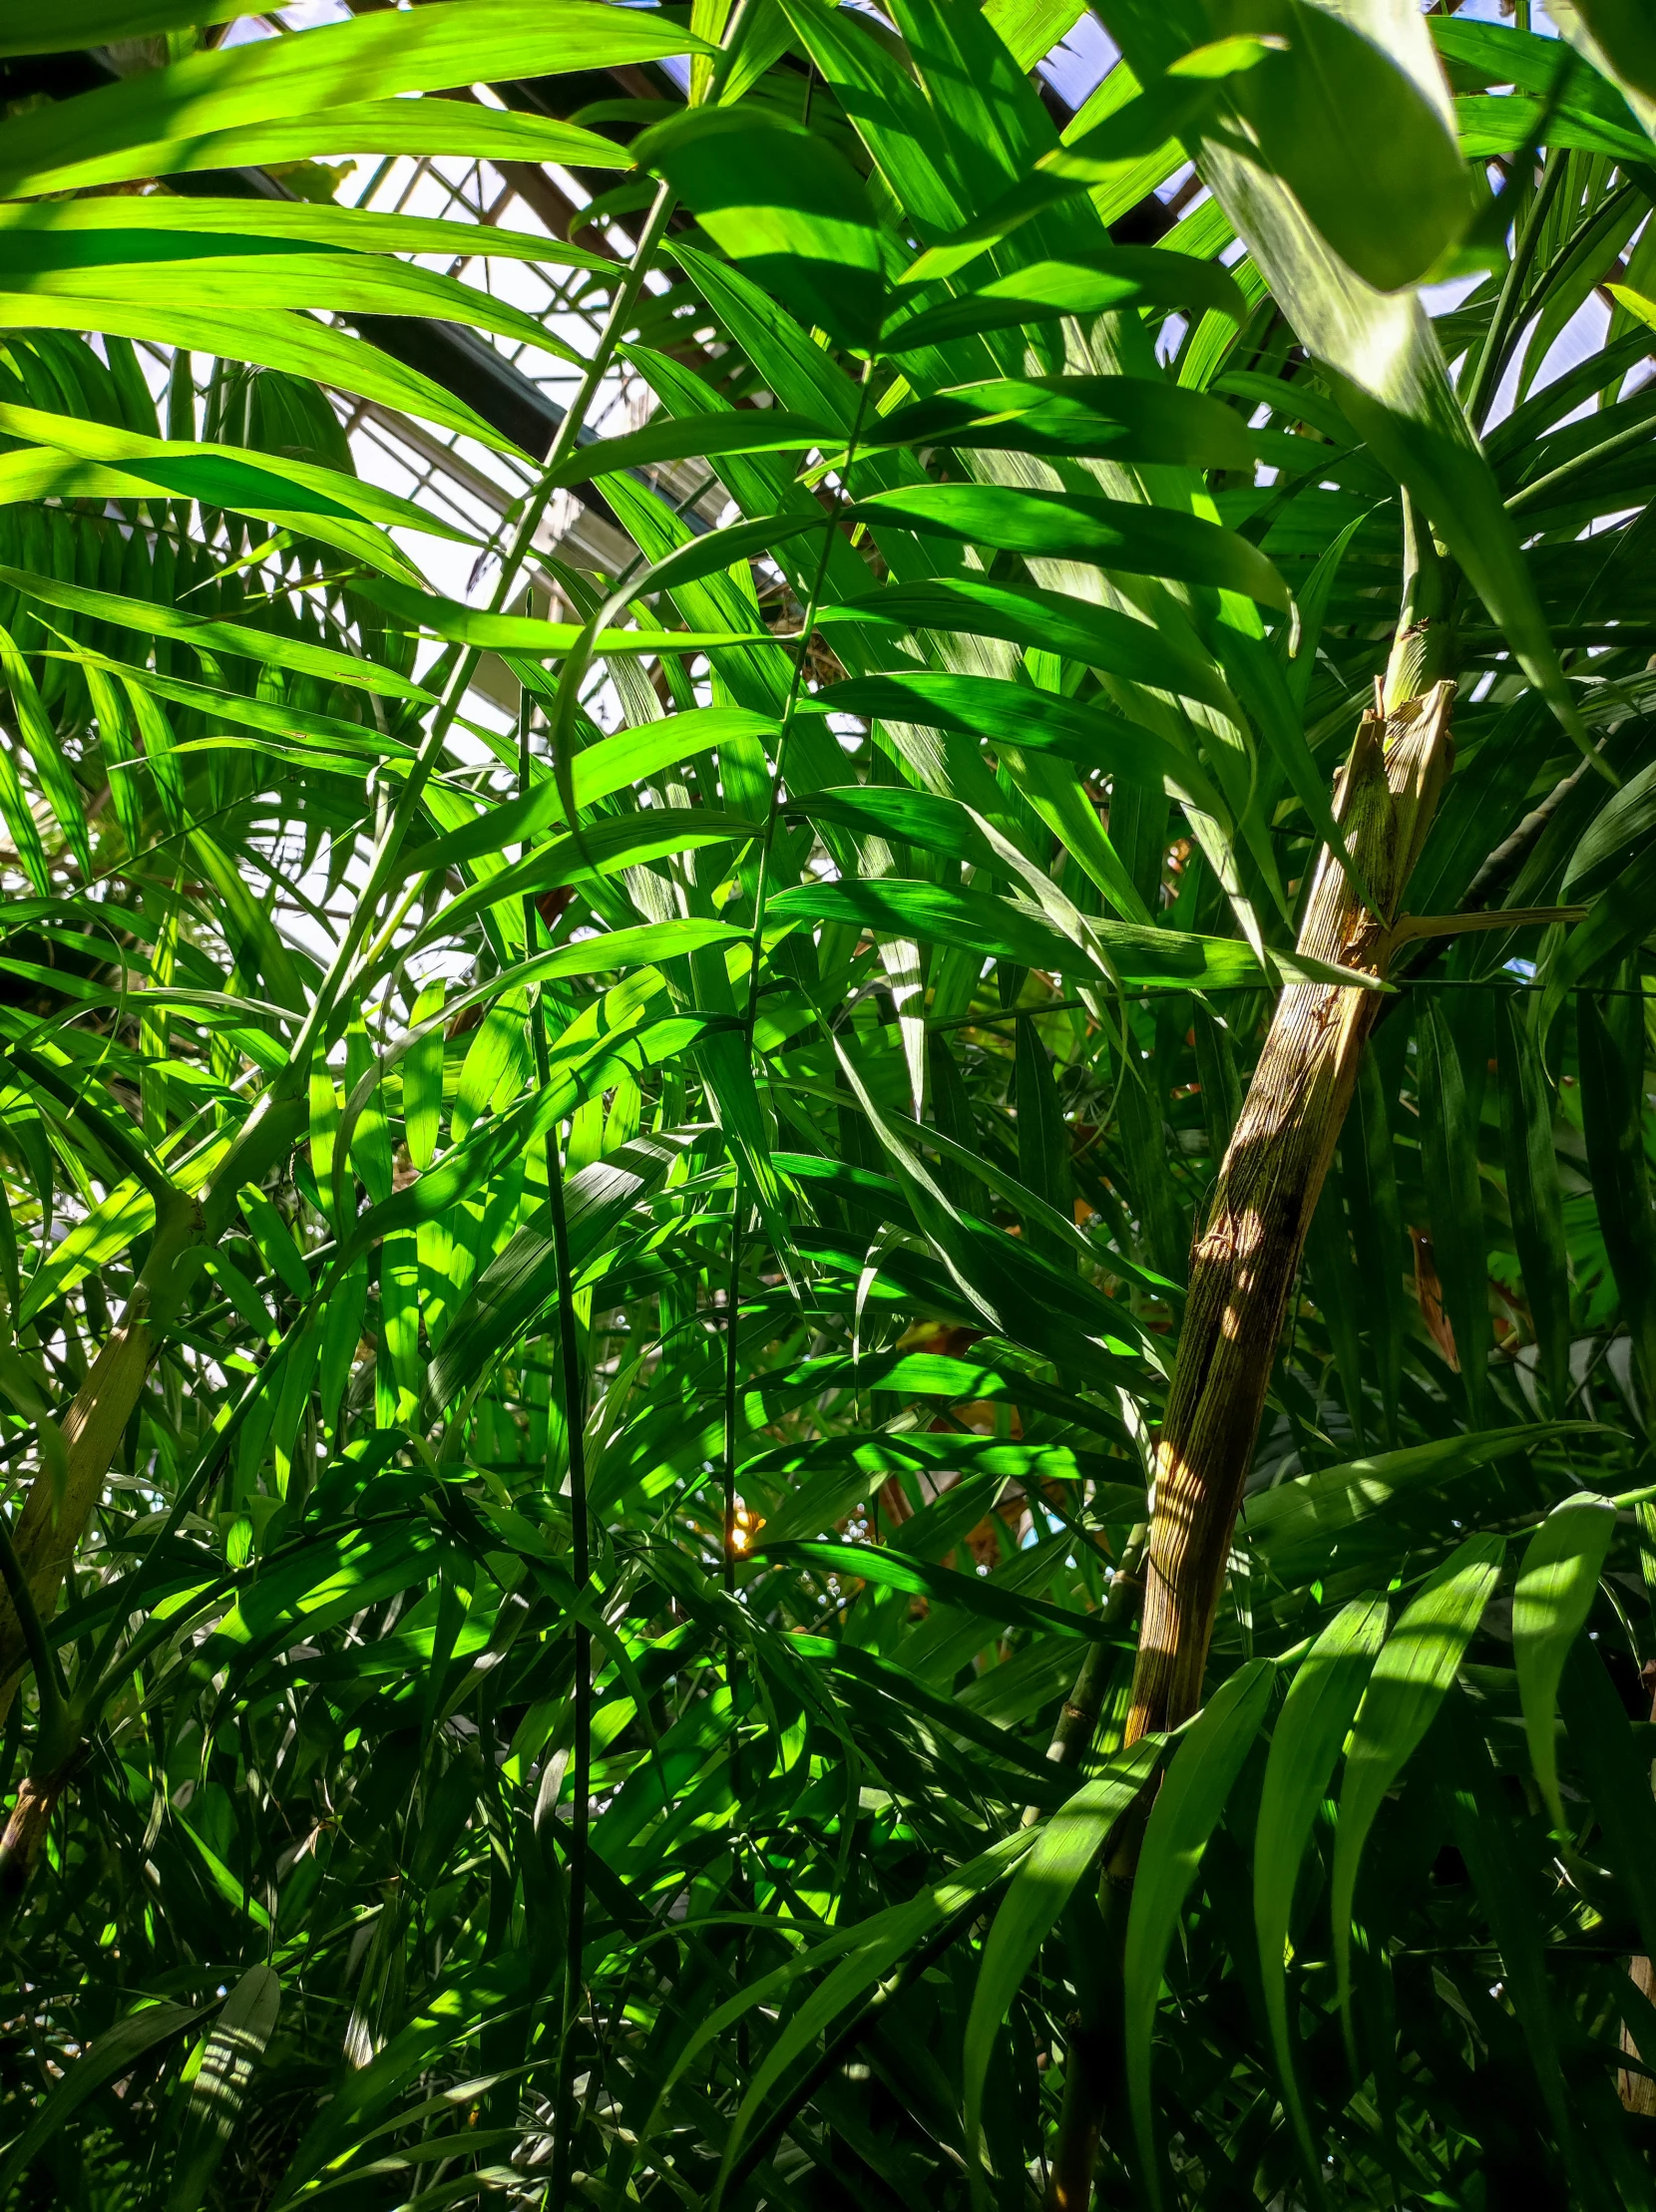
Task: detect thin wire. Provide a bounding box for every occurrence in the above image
[926,976,1651,1032]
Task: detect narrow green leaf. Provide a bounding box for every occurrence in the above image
[0,712,48,891]
[0,299,526,457]
[0,622,91,876]
[0,191,612,272]
[1254,1597,1388,2193]
[0,562,429,703]
[962,1737,1163,2193]
[1562,756,1656,904]
[101,97,635,180]
[865,375,1255,470]
[1558,1638,1656,1969]
[404,980,446,1175]
[358,574,768,655]
[0,0,246,56]
[1513,1492,1617,1832]
[847,485,1290,610]
[1240,1426,1575,1584]
[751,1538,1126,1644]
[817,667,1218,807]
[407,814,762,948]
[0,254,561,367]
[1416,999,1488,1419]
[1303,1183,1368,1447]
[881,247,1245,353]
[789,785,998,869]
[1495,994,1572,1413]
[237,1186,310,1302]
[1344,1048,1406,1440]
[0,1,714,197]
[0,2005,208,2201]
[549,410,842,487]
[638,108,889,350]
[770,876,1379,993]
[166,1967,281,2212]
[1123,1658,1276,2212]
[1441,1689,1604,2209]
[1330,1533,1505,2046]
[707,1831,1036,2206]
[1015,1014,1070,1263]
[1578,987,1656,1413]
[770,877,1073,974]
[816,576,1234,714]
[0,404,459,546]
[407,711,779,873]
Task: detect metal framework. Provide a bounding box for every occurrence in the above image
[8,4,1142,726]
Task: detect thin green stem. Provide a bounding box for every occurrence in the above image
[300,184,676,2202]
[1507,410,1656,517]
[717,371,876,1584]
[721,1176,743,1595]
[710,366,877,2084]
[523,693,594,2211]
[737,368,878,1049]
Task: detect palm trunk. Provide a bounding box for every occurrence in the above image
[0,1089,306,1718]
[1125,679,1456,1744]
[0,1761,78,1933]
[0,1197,201,1716]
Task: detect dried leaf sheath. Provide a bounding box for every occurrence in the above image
[1126,682,1456,1744]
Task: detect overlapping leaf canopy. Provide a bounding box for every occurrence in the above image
[1,1,1656,2206]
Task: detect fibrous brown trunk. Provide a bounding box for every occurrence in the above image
[0,1764,74,1912]
[1125,681,1456,1744]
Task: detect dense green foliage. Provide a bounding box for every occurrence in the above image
[3,1,1656,2206]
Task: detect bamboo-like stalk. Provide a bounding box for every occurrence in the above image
[0,1092,305,1718]
[1124,679,1457,1744]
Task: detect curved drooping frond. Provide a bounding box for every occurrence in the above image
[0,3,1654,2207]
